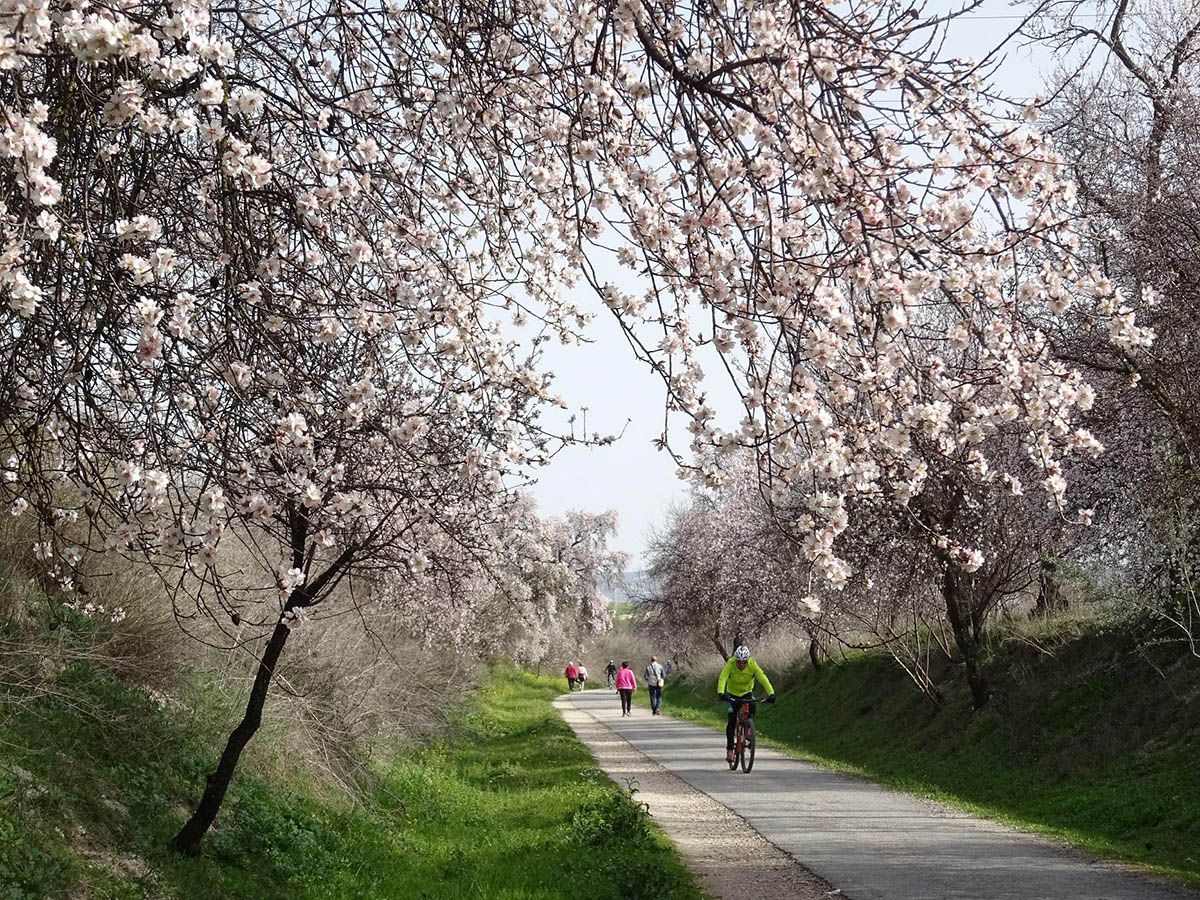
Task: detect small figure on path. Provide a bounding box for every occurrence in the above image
[644,656,666,716]
[605,659,617,688]
[615,660,637,716]
[576,663,588,688]
[716,646,775,764]
[565,661,579,692]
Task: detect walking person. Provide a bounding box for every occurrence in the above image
[576,663,588,689]
[605,659,617,688]
[644,655,666,716]
[565,661,579,692]
[615,660,637,716]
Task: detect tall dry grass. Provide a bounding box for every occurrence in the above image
[0,512,481,801]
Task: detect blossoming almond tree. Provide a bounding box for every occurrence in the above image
[392,502,622,666]
[553,0,1154,698]
[0,0,596,855]
[1030,0,1200,650]
[568,0,1137,567]
[644,457,821,660]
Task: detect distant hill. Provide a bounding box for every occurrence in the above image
[600,569,659,605]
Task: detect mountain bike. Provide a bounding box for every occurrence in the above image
[725,693,759,773]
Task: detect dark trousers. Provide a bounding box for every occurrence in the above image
[648,685,663,713]
[618,688,633,714]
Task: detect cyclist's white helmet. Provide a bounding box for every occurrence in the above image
[734,645,751,661]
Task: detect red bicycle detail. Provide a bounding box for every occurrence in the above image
[727,695,758,773]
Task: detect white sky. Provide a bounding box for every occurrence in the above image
[528,3,1058,568]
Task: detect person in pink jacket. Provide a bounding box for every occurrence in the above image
[614,660,637,716]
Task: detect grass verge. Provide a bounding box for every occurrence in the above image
[1,658,702,899]
[658,627,1200,888]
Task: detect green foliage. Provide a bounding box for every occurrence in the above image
[0,657,701,899]
[570,781,652,845]
[661,625,1200,887]
[569,781,690,900]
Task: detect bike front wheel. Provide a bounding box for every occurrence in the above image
[740,720,755,773]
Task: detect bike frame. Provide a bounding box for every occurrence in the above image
[727,694,759,772]
[734,698,757,744]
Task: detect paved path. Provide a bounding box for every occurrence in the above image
[555,695,832,900]
[561,690,1197,900]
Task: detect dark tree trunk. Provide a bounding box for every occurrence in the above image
[808,635,822,671]
[169,541,356,857]
[169,620,292,856]
[712,624,730,661]
[1031,557,1065,617]
[942,568,992,710]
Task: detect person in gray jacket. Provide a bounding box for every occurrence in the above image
[644,656,666,716]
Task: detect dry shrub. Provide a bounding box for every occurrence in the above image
[584,625,656,680]
[2,508,482,801]
[0,504,194,704]
[747,630,812,674]
[259,603,482,795]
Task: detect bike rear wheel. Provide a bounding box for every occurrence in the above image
[740,720,756,773]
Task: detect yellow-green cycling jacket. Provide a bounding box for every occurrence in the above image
[716,657,774,698]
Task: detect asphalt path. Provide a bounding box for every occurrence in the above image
[562,689,1197,900]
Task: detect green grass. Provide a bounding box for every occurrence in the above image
[0,660,702,899]
[660,627,1200,888]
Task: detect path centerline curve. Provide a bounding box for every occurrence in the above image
[559,689,1197,900]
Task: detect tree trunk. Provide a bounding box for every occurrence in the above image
[169,619,292,856]
[942,568,992,710]
[711,623,730,661]
[808,635,822,671]
[1031,557,1065,617]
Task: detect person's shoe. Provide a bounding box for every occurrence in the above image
[726,749,736,763]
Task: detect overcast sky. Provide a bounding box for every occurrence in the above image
[528,4,1058,568]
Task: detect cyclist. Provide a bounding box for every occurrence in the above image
[716,645,776,764]
[605,660,617,688]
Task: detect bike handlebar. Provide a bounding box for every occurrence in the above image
[720,693,776,704]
